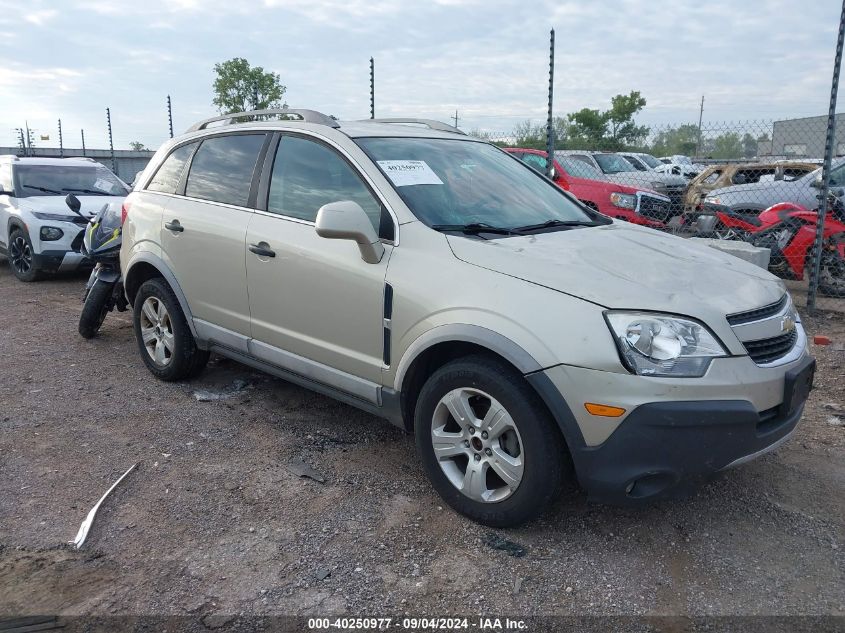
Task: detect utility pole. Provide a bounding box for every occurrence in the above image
[453,110,459,129]
[81,129,86,156]
[545,28,555,178]
[167,94,174,138]
[696,95,705,158]
[58,119,64,158]
[106,108,116,173]
[15,128,25,154]
[369,57,375,119]
[25,122,34,156]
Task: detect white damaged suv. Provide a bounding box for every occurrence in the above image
[120,109,815,527]
[0,156,129,281]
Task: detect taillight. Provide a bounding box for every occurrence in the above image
[121,202,131,226]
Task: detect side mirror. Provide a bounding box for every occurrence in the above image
[315,201,385,264]
[65,193,82,215]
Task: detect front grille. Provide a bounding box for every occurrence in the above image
[727,295,788,325]
[638,195,672,222]
[743,329,798,364]
[70,229,85,252]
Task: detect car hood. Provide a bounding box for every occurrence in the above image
[16,195,125,220]
[603,172,687,189]
[446,221,784,316]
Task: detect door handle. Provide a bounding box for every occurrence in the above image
[165,220,184,233]
[249,243,276,258]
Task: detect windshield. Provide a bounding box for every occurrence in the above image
[593,153,637,174]
[356,138,596,230]
[638,154,663,169]
[556,156,606,181]
[15,164,128,198]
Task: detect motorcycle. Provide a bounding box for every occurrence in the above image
[65,193,128,338]
[709,191,845,296]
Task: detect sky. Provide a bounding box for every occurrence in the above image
[0,0,839,152]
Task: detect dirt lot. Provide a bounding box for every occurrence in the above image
[0,262,843,629]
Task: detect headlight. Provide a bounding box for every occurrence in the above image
[705,196,721,205]
[610,192,636,209]
[40,226,64,241]
[605,311,728,377]
[650,181,666,190]
[32,212,76,222]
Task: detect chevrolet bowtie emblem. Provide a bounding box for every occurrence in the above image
[781,315,796,333]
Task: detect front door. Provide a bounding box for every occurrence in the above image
[246,134,392,391]
[161,133,267,337]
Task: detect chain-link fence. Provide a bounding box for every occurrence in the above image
[466,115,845,312]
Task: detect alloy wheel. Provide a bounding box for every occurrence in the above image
[430,387,524,503]
[139,296,175,366]
[10,235,32,274]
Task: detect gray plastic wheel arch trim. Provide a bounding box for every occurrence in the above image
[124,252,200,342]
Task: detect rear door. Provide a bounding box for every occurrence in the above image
[161,133,269,340]
[245,133,393,392]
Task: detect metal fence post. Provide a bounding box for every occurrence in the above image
[370,57,375,119]
[81,129,86,157]
[167,94,174,138]
[58,119,63,158]
[807,0,845,311]
[545,28,555,178]
[106,107,116,175]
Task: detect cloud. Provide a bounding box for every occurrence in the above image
[24,9,57,25]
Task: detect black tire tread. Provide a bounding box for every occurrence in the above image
[78,280,112,339]
[8,228,43,282]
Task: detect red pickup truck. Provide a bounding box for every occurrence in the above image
[505,148,672,228]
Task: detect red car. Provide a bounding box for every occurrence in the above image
[505,148,672,227]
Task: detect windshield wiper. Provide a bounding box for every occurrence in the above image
[430,222,517,236]
[22,184,64,195]
[62,188,112,196]
[511,219,597,233]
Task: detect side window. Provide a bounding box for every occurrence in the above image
[146,143,197,194]
[185,134,266,206]
[828,164,845,186]
[0,165,12,193]
[702,170,722,184]
[268,135,384,234]
[521,154,548,174]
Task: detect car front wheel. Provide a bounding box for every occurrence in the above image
[414,354,569,527]
[8,228,42,282]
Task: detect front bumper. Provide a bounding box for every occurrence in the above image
[32,249,89,273]
[531,354,814,504]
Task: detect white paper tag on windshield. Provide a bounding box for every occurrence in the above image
[377,160,443,187]
[94,178,112,192]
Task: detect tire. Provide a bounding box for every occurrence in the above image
[132,278,209,381]
[414,354,570,527]
[78,279,113,339]
[8,228,42,282]
[818,250,845,297]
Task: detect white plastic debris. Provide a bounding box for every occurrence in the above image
[70,462,137,549]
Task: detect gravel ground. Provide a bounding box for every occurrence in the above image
[0,262,843,628]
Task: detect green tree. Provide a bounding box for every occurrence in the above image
[649,124,700,157]
[710,133,743,159]
[565,91,648,150]
[129,141,147,151]
[212,57,286,114]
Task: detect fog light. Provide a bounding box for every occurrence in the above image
[40,226,64,241]
[584,403,626,417]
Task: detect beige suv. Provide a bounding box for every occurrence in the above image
[121,109,815,527]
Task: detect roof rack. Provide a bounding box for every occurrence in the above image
[367,118,466,135]
[187,108,340,133]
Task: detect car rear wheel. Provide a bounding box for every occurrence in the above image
[132,278,209,381]
[414,354,569,527]
[8,228,42,282]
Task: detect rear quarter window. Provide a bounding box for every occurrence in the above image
[146,143,198,194]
